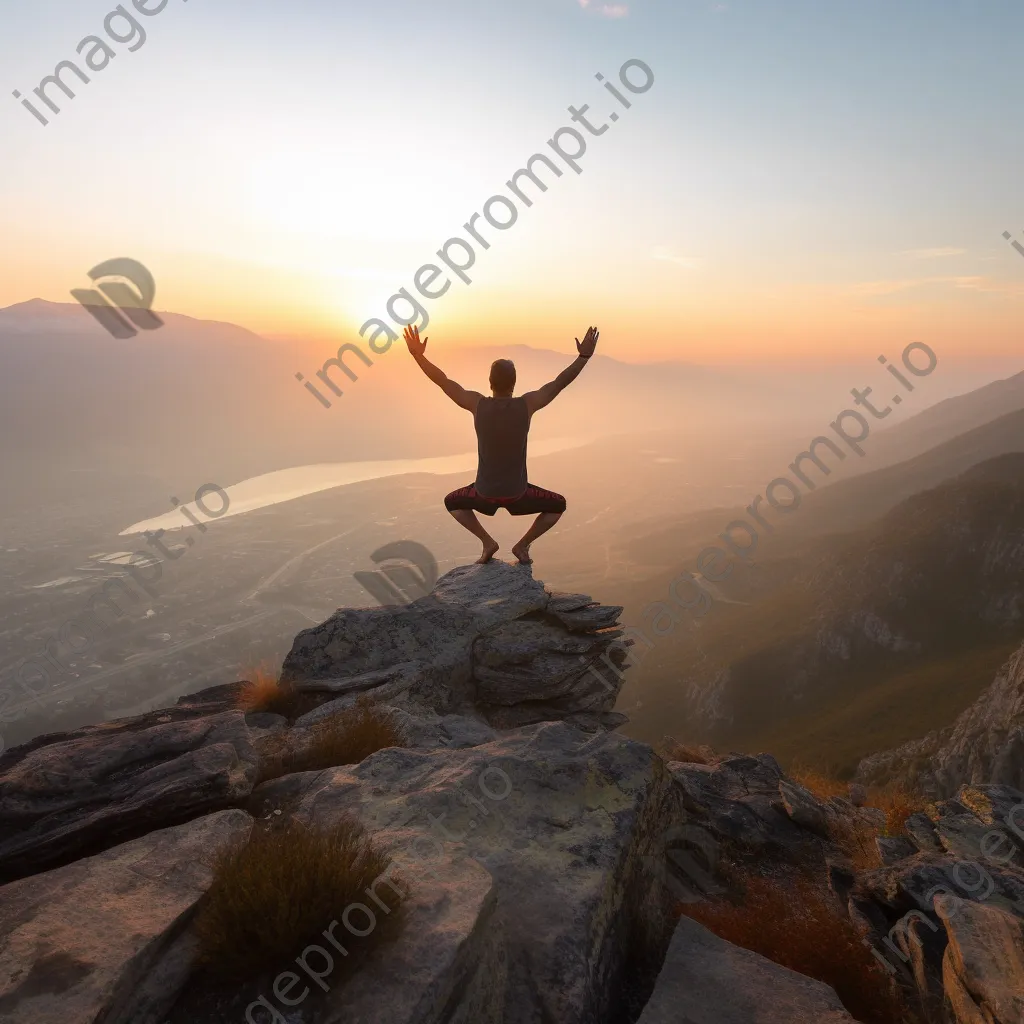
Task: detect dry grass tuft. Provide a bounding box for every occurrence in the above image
[679,874,914,1023]
[237,665,297,716]
[258,698,407,783]
[300,699,406,772]
[660,736,715,765]
[789,764,850,802]
[194,817,406,981]
[828,813,882,871]
[869,784,923,837]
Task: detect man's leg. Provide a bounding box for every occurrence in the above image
[512,512,561,564]
[445,485,500,563]
[450,510,500,564]
[509,484,566,564]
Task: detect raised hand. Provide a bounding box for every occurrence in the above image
[575,326,599,359]
[404,324,429,357]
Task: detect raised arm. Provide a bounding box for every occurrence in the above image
[523,326,598,414]
[404,325,482,413]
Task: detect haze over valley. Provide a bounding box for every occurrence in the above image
[2,299,1023,770]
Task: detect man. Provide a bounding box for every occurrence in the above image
[403,324,599,565]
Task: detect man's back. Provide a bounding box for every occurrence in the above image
[403,322,597,564]
[474,396,530,498]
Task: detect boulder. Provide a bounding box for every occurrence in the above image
[0,808,252,1024]
[245,719,677,1024]
[779,778,831,837]
[935,809,1003,860]
[279,598,480,711]
[430,561,549,624]
[937,896,1024,1024]
[0,711,258,883]
[876,836,918,865]
[668,753,832,853]
[473,619,626,709]
[278,561,632,724]
[319,854,502,1024]
[904,812,944,854]
[548,604,624,633]
[290,662,424,697]
[547,592,594,613]
[636,915,859,1023]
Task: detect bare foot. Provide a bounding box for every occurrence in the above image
[511,542,532,565]
[476,540,500,564]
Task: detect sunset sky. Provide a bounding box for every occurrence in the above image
[2,0,1023,366]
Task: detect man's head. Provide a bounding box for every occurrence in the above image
[489,359,516,397]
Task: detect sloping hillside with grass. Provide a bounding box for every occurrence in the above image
[624,454,1024,776]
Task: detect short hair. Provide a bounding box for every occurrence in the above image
[489,359,516,395]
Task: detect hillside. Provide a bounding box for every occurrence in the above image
[856,640,1024,799]
[615,405,1024,580]
[622,454,1024,775]
[867,368,1024,471]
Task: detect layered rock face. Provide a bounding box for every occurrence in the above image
[2,561,1021,1024]
[857,641,1024,799]
[662,754,1024,1024]
[843,782,1024,1024]
[279,561,633,731]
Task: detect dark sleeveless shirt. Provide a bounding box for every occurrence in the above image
[473,396,530,498]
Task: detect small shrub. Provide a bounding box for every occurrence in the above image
[194,818,406,980]
[679,874,913,1023]
[237,666,296,716]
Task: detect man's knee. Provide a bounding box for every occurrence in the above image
[531,485,566,514]
[444,486,471,512]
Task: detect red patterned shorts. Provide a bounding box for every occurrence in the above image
[444,483,567,517]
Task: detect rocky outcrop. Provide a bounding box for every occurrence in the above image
[857,641,1024,798]
[847,782,1024,1023]
[636,915,858,1023]
[243,720,677,1024]
[667,750,876,855]
[280,562,632,730]
[0,808,253,1024]
[938,897,1024,1024]
[0,708,259,883]
[4,560,1022,1024]
[664,755,1024,1024]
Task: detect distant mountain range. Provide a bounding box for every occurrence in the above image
[616,401,1024,579]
